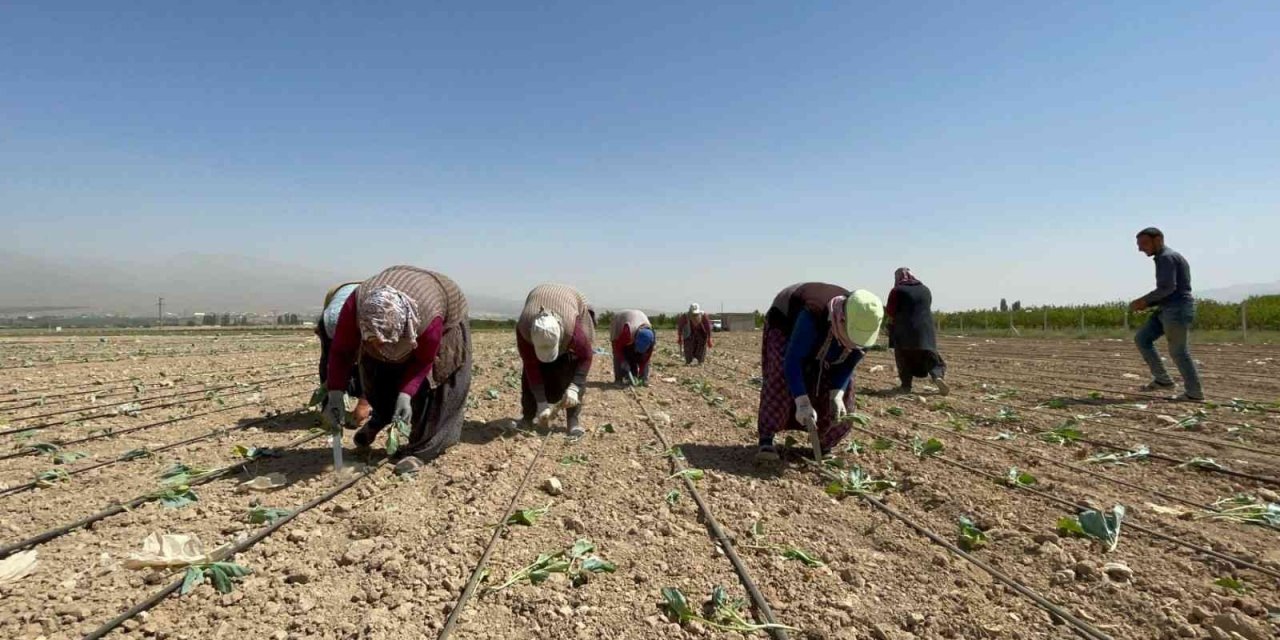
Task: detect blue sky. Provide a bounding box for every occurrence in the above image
[2,1,1277,312]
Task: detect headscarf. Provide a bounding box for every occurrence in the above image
[894,267,921,286]
[633,327,656,353]
[357,285,421,362]
[829,296,856,350]
[322,283,359,340]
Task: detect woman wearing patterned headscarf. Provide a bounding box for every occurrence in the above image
[885,268,948,395]
[325,266,471,473]
[315,282,370,427]
[755,283,883,462]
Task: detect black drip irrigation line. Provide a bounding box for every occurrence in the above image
[668,353,1280,580]
[0,431,326,561]
[0,360,314,403]
[0,377,313,461]
[10,380,259,424]
[938,363,1280,431]
[939,386,1280,459]
[0,344,308,371]
[940,354,1280,416]
[799,458,1114,640]
[0,409,310,500]
[0,361,313,412]
[939,346,1280,388]
[0,372,312,438]
[83,456,384,640]
[839,424,1280,582]
[626,386,789,640]
[922,401,1280,488]
[436,427,554,639]
[693,349,1280,460]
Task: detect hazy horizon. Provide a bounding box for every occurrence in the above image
[3,3,1278,315]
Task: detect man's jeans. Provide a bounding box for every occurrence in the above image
[1135,301,1203,398]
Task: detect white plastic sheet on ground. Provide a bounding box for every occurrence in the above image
[0,550,39,584]
[238,473,289,492]
[124,533,230,570]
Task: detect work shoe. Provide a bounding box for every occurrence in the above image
[933,378,951,396]
[754,444,780,464]
[1140,380,1176,392]
[567,423,586,439]
[394,455,425,476]
[1169,392,1205,403]
[353,425,378,448]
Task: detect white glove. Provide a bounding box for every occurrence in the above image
[830,390,847,422]
[794,395,817,429]
[535,402,554,427]
[325,390,346,430]
[392,392,413,424]
[561,384,581,409]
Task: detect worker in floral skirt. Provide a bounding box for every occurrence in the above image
[755,284,883,462]
[677,303,713,365]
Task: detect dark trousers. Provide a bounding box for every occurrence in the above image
[894,348,946,389]
[521,355,585,425]
[359,325,472,460]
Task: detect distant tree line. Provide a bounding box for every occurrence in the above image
[936,295,1280,332]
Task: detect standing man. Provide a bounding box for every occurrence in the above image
[885,268,948,395]
[677,303,713,365]
[1129,227,1203,401]
[517,283,595,437]
[610,309,656,385]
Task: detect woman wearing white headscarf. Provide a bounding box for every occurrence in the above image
[316,282,370,426]
[677,303,713,365]
[325,266,471,472]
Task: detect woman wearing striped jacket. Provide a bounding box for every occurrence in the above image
[324,266,472,473]
[517,283,595,437]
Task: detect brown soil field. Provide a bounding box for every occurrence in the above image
[1,331,1277,640]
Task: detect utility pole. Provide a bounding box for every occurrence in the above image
[157,297,164,329]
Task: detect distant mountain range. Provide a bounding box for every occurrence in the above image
[0,252,524,318]
[1197,281,1280,303]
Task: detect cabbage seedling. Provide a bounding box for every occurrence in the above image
[912,437,944,458]
[181,562,251,595]
[247,507,292,524]
[667,468,705,482]
[661,586,796,633]
[35,468,70,487]
[385,419,411,456]
[505,503,551,527]
[1085,445,1149,465]
[824,467,895,498]
[1213,577,1251,594]
[154,484,198,509]
[1003,467,1037,487]
[957,516,987,551]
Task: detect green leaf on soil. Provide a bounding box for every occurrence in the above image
[52,451,88,465]
[871,438,894,451]
[886,407,905,417]
[506,503,551,527]
[120,448,154,461]
[1003,467,1037,487]
[911,436,944,458]
[1213,577,1251,594]
[559,454,589,466]
[665,490,680,507]
[247,507,292,524]
[667,468,705,482]
[781,547,825,568]
[958,516,988,551]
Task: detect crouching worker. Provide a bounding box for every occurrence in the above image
[316,281,371,427]
[610,309,656,385]
[755,283,883,462]
[517,284,595,438]
[324,266,472,474]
